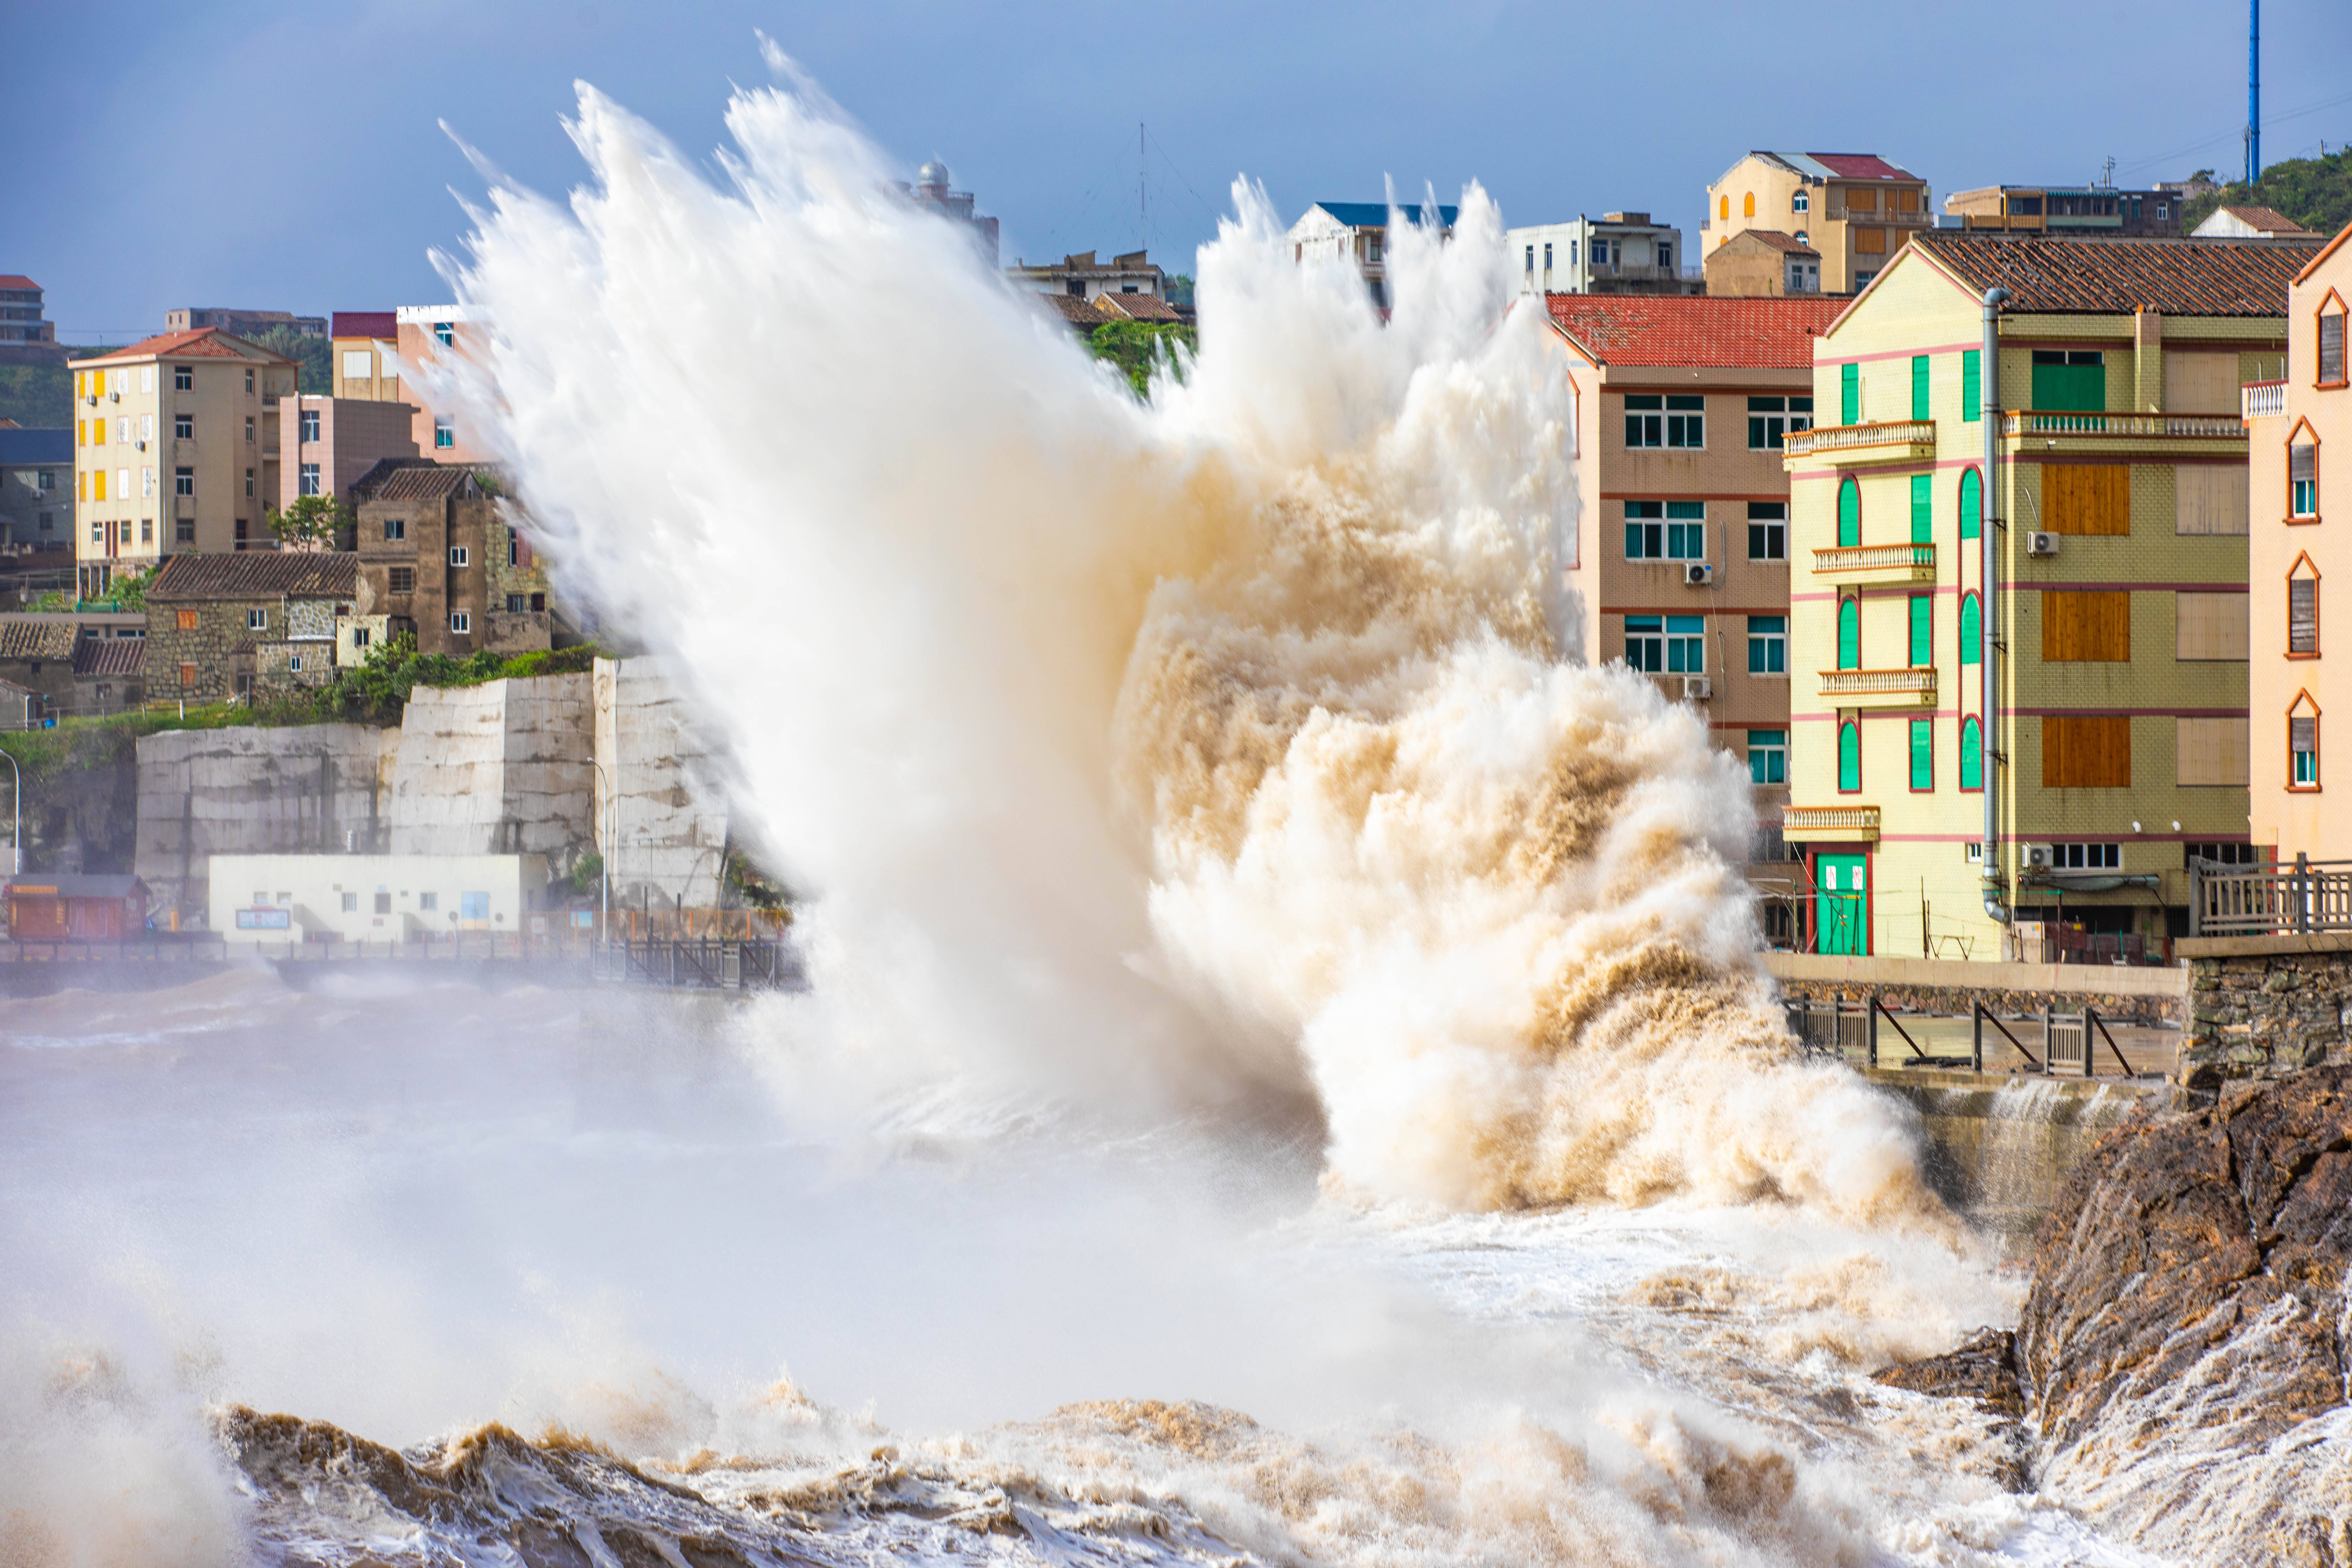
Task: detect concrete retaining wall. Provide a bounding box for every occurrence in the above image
[1763,951,2190,1027]
[386,674,593,861]
[593,657,730,906]
[2178,933,2352,1088]
[134,724,388,920]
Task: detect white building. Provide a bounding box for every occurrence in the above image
[1285,201,1458,309]
[1505,213,1693,296]
[1006,249,1165,301]
[209,852,549,944]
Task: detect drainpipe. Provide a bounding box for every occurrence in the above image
[1981,287,2011,926]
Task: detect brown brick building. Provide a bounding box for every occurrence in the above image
[349,460,553,658]
[146,551,358,703]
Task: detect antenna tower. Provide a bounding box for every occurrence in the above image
[2246,0,2262,185]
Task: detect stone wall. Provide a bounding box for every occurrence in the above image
[593,656,730,906]
[1764,952,2188,1027]
[2177,933,2352,1088]
[134,724,388,919]
[386,674,593,862]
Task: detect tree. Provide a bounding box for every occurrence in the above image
[1086,320,1194,397]
[244,325,333,396]
[2182,149,2352,239]
[267,493,352,549]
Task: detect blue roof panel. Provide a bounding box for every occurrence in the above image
[0,428,70,465]
[1311,201,1460,230]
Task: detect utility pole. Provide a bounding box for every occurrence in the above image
[1139,121,1148,254]
[2247,0,2262,186]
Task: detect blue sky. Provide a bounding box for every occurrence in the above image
[8,0,2350,341]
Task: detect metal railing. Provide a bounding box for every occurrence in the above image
[1812,542,1934,575]
[1817,667,1935,697]
[590,938,801,990]
[2241,380,2287,420]
[1822,204,1931,225]
[1782,804,1881,834]
[2190,853,2352,936]
[1782,419,1934,459]
[2002,410,2247,440]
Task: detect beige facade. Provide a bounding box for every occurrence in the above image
[1703,231,1822,298]
[1705,152,1931,295]
[2250,224,2352,859]
[68,329,298,599]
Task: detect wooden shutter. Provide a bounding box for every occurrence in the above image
[2174,592,2249,660]
[2290,442,2317,485]
[2321,311,2345,385]
[2043,715,2131,788]
[1961,350,1981,419]
[2175,718,2250,786]
[2292,715,2319,754]
[2290,575,2319,653]
[1911,357,1930,421]
[2161,353,2239,414]
[1837,598,1860,669]
[1960,593,1982,663]
[2043,464,2130,535]
[1837,479,1860,546]
[1910,473,1932,542]
[2042,591,2131,661]
[1841,364,1859,425]
[1909,595,1932,665]
[2176,464,2250,535]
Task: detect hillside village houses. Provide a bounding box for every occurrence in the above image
[1506,214,1696,296]
[1705,152,1933,295]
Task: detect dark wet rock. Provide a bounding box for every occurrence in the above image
[1872,1327,2022,1419]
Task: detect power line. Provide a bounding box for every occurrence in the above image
[2117,85,2352,173]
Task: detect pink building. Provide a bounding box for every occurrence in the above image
[393,306,497,464]
[276,396,420,540]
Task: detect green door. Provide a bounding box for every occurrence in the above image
[1816,854,1869,955]
[2031,349,2105,412]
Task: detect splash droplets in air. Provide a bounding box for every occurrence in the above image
[446,53,1938,1225]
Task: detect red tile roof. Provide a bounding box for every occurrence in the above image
[1095,291,1184,322]
[1806,153,1918,182]
[332,311,398,339]
[71,328,294,367]
[0,276,39,291]
[1736,230,1821,256]
[1038,293,1110,327]
[1908,231,2318,315]
[1543,294,1846,368]
[2216,205,2311,235]
[147,551,358,601]
[74,636,146,678]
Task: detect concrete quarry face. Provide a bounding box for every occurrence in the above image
[593,657,732,908]
[134,724,389,921]
[387,674,594,861]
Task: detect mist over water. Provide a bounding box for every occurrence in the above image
[0,49,2175,1568]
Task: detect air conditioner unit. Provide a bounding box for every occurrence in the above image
[1681,675,1713,701]
[2027,531,2059,556]
[109,390,119,402]
[134,439,146,451]
[2021,843,2054,871]
[1683,562,1715,586]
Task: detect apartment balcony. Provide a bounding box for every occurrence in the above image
[1781,804,1881,843]
[1811,542,1935,583]
[2243,380,2287,421]
[2000,409,2247,454]
[1821,205,1931,227]
[1782,419,1936,466]
[1818,665,1936,706]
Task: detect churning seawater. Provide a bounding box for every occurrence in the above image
[0,47,2171,1566]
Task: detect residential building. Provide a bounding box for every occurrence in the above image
[895,161,999,265]
[273,395,420,526]
[330,311,402,400]
[1286,201,1459,309]
[1704,231,1822,298]
[144,550,358,704]
[1705,153,1932,295]
[0,613,146,717]
[207,854,550,944]
[0,675,40,730]
[0,275,56,346]
[2248,221,2352,861]
[1093,290,1186,323]
[1544,293,1847,941]
[1507,214,1695,296]
[2194,206,2316,240]
[4,875,149,940]
[1006,250,1167,301]
[0,426,71,546]
[1943,186,2186,238]
[392,306,494,463]
[350,459,553,659]
[1781,231,2315,961]
[164,308,327,339]
[68,329,300,599]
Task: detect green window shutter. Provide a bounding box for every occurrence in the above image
[1910,356,1929,421]
[1909,472,1932,543]
[1961,350,1981,422]
[1837,598,1860,670]
[1959,592,1982,665]
[1960,717,1983,790]
[1837,479,1860,547]
[1840,362,1859,424]
[1910,719,1933,790]
[1959,467,1982,541]
[1838,723,1861,791]
[1908,595,1931,666]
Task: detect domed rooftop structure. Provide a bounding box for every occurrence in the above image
[915,160,952,191]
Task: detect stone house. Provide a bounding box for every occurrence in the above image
[145,551,359,704]
[350,459,553,659]
[0,612,147,716]
[1704,230,1822,298]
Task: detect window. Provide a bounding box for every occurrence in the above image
[2290,436,2318,519]
[2292,704,2321,789]
[289,654,304,673]
[384,517,405,540]
[174,467,193,497]
[35,470,52,492]
[235,518,248,545]
[2290,563,2320,654]
[1524,245,1535,273]
[1840,363,1859,424]
[1747,395,1813,450]
[2031,349,2105,413]
[1719,196,1730,221]
[1909,473,1932,544]
[245,469,254,497]
[1665,501,1704,559]
[342,892,358,913]
[1959,467,1982,541]
[1625,501,1663,558]
[1855,227,1887,256]
[353,626,371,649]
[2044,463,2130,535]
[173,365,192,391]
[142,467,155,498]
[1838,723,1861,792]
[448,545,469,567]
[508,534,519,567]
[506,594,527,612]
[2177,717,2251,785]
[178,662,195,688]
[2043,591,2131,661]
[420,891,438,911]
[2042,715,2132,788]
[1747,730,1786,785]
[343,349,374,381]
[1625,395,1662,448]
[176,518,194,542]
[1742,192,1755,217]
[1959,592,1982,665]
[175,608,197,631]
[434,322,455,347]
[1665,395,1703,448]
[388,566,415,593]
[1792,191,1809,213]
[1625,616,1663,670]
[299,463,321,497]
[1908,595,1931,666]
[1910,356,1930,421]
[140,518,152,543]
[92,518,104,544]
[2186,842,2260,868]
[1837,477,1860,547]
[451,611,472,634]
[1543,242,1552,270]
[299,409,320,442]
[247,608,267,631]
[1657,243,1672,270]
[434,416,455,449]
[2176,591,2250,660]
[244,369,254,393]
[1747,615,1786,673]
[1664,615,1704,672]
[1909,719,1933,791]
[1960,717,1983,790]
[1747,502,1786,560]
[1961,349,1981,421]
[2053,843,2122,870]
[1836,596,1860,669]
[2319,300,2346,386]
[174,413,192,440]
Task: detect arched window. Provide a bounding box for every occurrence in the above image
[1719,195,1730,221]
[1960,717,1983,790]
[2289,416,2319,520]
[1838,722,1861,792]
[1743,192,1756,217]
[1959,591,1982,665]
[2290,552,2321,656]
[2318,290,2346,387]
[1837,477,1860,547]
[1959,467,1982,542]
[2290,691,2322,790]
[1837,596,1861,670]
[1793,191,1810,214]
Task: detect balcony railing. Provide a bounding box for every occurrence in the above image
[1812,542,1935,580]
[1783,419,1935,461]
[1818,667,1936,702]
[2002,410,2247,440]
[1782,805,1881,840]
[1822,205,1931,226]
[2190,855,2352,936]
[2242,380,2287,420]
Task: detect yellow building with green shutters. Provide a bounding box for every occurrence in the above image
[1782,231,2314,960]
